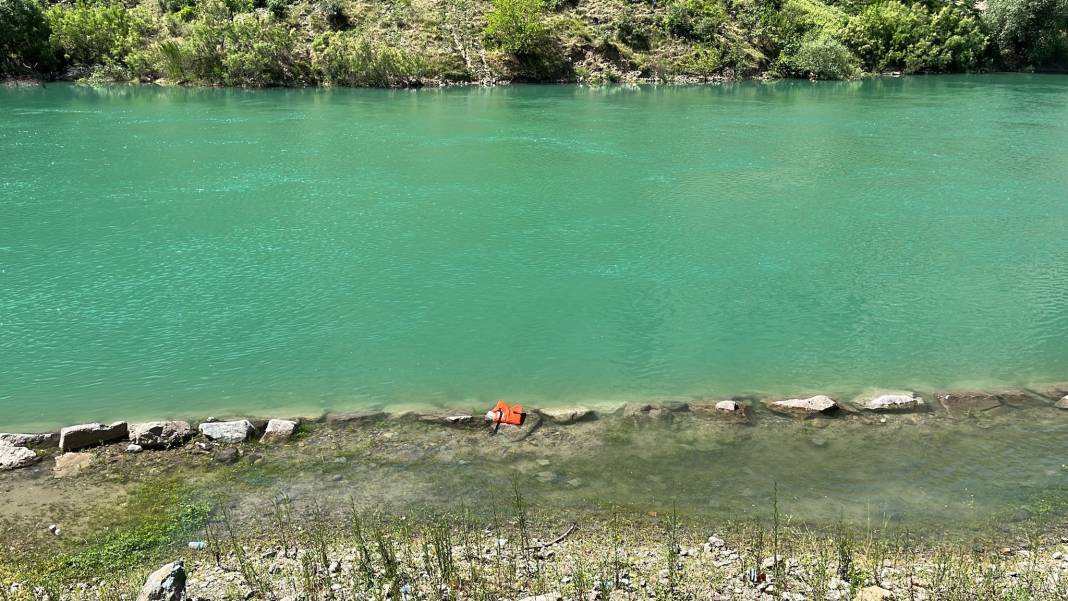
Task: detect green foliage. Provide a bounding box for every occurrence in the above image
[311,31,427,86]
[42,479,210,583]
[484,0,549,55]
[986,0,1068,67]
[785,32,859,78]
[0,0,56,74]
[842,1,985,72]
[222,12,307,85]
[663,0,726,43]
[45,1,145,66]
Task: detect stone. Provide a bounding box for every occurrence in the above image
[937,392,1003,417]
[622,402,686,419]
[0,446,38,471]
[213,448,240,464]
[519,593,562,601]
[129,421,193,449]
[689,400,748,418]
[136,561,186,601]
[260,419,298,444]
[768,395,838,417]
[539,407,594,424]
[1055,395,1068,410]
[858,393,925,413]
[54,452,94,478]
[198,420,255,443]
[0,432,59,449]
[127,444,144,453]
[59,422,128,451]
[856,585,893,601]
[325,410,386,425]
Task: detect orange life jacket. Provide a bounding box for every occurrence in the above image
[486,400,525,426]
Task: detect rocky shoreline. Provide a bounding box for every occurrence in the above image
[3,386,1068,477]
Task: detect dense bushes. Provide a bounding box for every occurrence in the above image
[1,0,1064,84]
[0,0,55,74]
[842,1,985,73]
[987,0,1068,67]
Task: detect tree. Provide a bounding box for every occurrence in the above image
[484,0,548,56]
[0,0,55,74]
[986,0,1068,67]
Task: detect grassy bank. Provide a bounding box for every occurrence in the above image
[5,477,1068,600]
[1,0,1066,86]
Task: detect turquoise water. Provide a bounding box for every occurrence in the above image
[2,75,1068,430]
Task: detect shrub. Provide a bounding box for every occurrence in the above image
[221,12,307,85]
[663,0,726,43]
[311,31,427,86]
[842,1,986,72]
[986,0,1068,68]
[484,0,549,55]
[0,0,56,74]
[45,1,145,66]
[786,33,859,78]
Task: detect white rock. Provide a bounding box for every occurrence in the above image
[0,432,59,449]
[0,446,38,471]
[127,444,144,453]
[199,420,255,443]
[260,419,298,444]
[860,393,924,412]
[768,395,838,417]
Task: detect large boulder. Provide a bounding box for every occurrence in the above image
[199,420,256,443]
[0,432,59,449]
[0,446,38,471]
[129,421,193,449]
[768,395,838,418]
[260,419,298,444]
[857,393,925,413]
[539,407,594,424]
[136,561,186,601]
[54,452,94,478]
[688,400,749,419]
[59,422,128,451]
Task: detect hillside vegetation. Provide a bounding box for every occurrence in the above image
[1,0,1066,85]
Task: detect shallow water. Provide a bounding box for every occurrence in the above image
[2,75,1068,430]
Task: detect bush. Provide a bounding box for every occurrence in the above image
[842,1,985,72]
[221,12,307,85]
[785,33,859,78]
[0,0,56,74]
[311,31,427,86]
[45,1,145,66]
[663,0,726,43]
[986,0,1068,68]
[484,0,549,55]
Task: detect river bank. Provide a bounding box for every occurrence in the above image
[4,387,1068,598]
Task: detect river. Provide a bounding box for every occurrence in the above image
[1,75,1067,430]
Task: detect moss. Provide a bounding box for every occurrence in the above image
[2,478,211,586]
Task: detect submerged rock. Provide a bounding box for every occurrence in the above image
[136,560,186,601]
[858,393,925,413]
[495,411,542,442]
[768,395,838,418]
[260,419,298,444]
[937,392,1003,417]
[54,452,94,478]
[59,422,128,451]
[688,400,749,419]
[0,446,38,471]
[539,407,594,424]
[199,420,256,443]
[623,402,687,420]
[1055,395,1068,410]
[129,421,193,449]
[0,432,59,449]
